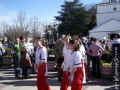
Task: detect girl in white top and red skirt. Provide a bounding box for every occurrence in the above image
[35,39,51,90]
[60,36,72,90]
[68,39,83,90]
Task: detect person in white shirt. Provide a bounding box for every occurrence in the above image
[80,43,88,84]
[68,39,83,90]
[35,39,51,90]
[60,36,72,90]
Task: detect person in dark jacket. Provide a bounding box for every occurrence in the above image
[20,46,32,79]
[55,37,64,81]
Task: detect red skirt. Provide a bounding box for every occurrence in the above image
[60,71,69,90]
[71,67,83,90]
[82,62,88,83]
[37,62,51,90]
[84,63,88,81]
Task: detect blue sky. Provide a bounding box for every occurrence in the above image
[0,0,102,24]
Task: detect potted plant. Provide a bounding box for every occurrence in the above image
[101,50,113,78]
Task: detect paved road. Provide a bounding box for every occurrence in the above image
[0,66,118,90]
[0,67,70,90]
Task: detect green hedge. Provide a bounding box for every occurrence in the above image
[47,48,55,55]
[101,50,112,63]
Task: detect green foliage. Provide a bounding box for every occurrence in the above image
[44,25,57,42]
[87,6,96,30]
[56,1,90,36]
[101,50,112,65]
[47,48,55,55]
[101,61,112,66]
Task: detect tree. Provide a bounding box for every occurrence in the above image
[44,24,57,43]
[55,1,89,36]
[87,6,96,30]
[30,16,42,40]
[14,12,30,37]
[2,12,43,41]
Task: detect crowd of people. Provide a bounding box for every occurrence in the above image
[54,35,110,90]
[55,35,113,80]
[13,37,34,79]
[36,36,88,90]
[0,34,120,90]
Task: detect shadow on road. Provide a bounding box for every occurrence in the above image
[85,79,114,87]
[104,86,120,90]
[0,67,117,88]
[0,76,61,87]
[82,71,115,87]
[2,80,36,86]
[0,67,61,87]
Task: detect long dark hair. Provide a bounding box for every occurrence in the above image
[69,39,75,45]
[74,39,82,51]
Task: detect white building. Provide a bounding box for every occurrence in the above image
[89,0,120,39]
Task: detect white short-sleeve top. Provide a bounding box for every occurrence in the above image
[63,44,72,71]
[80,45,86,57]
[69,51,82,72]
[35,47,47,65]
[80,45,87,63]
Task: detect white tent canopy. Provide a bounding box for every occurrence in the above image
[89,20,120,39]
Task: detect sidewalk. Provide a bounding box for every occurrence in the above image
[0,67,118,90]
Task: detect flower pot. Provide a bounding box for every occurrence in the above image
[102,65,112,78]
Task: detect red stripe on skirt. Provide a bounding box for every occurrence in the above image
[60,71,69,90]
[71,67,83,90]
[37,62,51,90]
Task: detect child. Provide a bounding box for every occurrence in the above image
[69,39,83,90]
[35,39,51,90]
[60,36,72,90]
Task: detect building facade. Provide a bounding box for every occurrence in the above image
[89,0,120,39]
